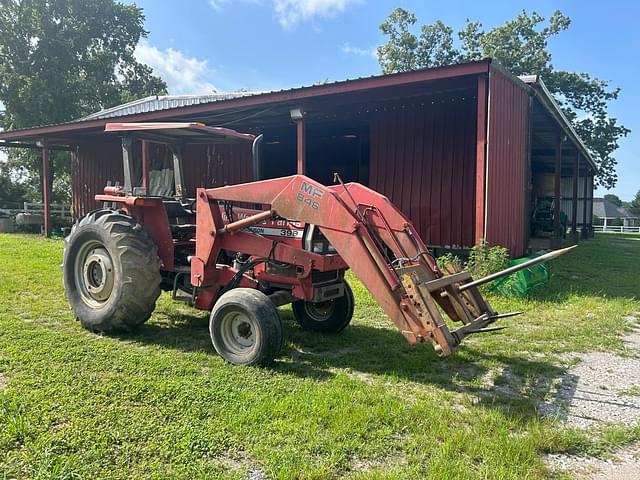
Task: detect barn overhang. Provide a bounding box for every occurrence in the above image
[0,59,491,147]
[0,60,492,239]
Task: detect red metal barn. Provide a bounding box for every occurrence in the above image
[0,59,595,257]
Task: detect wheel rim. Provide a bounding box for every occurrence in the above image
[220,310,257,354]
[74,240,115,308]
[303,300,335,322]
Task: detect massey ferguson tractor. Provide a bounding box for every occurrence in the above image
[63,122,571,365]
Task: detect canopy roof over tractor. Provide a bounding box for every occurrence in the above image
[104,122,255,144]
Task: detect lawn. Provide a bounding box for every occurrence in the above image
[0,233,639,479]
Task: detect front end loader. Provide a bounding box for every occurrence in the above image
[63,122,572,365]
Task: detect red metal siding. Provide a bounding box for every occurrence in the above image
[369,96,477,249]
[72,142,252,218]
[485,68,530,257]
[71,142,123,218]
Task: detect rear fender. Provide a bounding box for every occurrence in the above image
[94,195,174,270]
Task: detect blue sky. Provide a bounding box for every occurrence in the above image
[131,0,639,200]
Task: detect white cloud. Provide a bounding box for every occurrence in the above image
[206,0,362,29]
[208,0,229,10]
[134,41,217,95]
[273,0,362,29]
[341,43,376,58]
[208,0,260,12]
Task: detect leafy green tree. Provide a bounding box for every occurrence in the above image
[377,8,629,189]
[629,191,640,216]
[0,160,31,206]
[0,0,167,202]
[604,193,623,207]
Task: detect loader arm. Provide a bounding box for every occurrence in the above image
[197,174,513,356]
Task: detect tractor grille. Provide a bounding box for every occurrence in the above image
[311,270,339,284]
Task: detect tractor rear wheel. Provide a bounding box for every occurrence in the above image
[63,209,161,332]
[210,288,283,366]
[292,281,354,333]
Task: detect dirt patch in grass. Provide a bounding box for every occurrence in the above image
[545,442,640,479]
[537,315,640,428]
[350,449,408,474]
[0,373,7,390]
[218,450,266,479]
[464,314,640,429]
[538,351,640,428]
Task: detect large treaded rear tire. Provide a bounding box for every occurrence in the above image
[63,209,161,332]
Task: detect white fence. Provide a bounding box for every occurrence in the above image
[0,202,72,219]
[593,225,640,233]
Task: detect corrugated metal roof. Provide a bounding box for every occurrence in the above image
[79,92,263,121]
[0,60,492,141]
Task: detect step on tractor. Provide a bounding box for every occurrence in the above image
[63,122,573,366]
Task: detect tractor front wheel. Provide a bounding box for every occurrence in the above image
[210,288,283,366]
[63,209,161,332]
[292,281,354,333]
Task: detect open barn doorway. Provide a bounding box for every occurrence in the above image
[305,120,370,186]
[259,119,370,186]
[260,125,297,180]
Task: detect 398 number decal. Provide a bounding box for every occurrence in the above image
[280,229,297,237]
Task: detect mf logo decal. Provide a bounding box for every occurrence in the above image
[297,181,324,210]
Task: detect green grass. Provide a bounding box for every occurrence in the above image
[0,233,639,479]
[622,386,640,397]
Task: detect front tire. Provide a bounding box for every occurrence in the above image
[63,209,161,332]
[292,281,354,333]
[210,288,283,366]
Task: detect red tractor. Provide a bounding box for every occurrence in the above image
[63,122,569,365]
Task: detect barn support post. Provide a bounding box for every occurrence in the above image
[141,140,150,193]
[42,142,52,237]
[571,151,580,242]
[295,117,306,175]
[552,131,563,249]
[581,170,589,239]
[524,95,534,256]
[474,75,488,245]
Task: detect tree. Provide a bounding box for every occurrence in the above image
[0,160,31,206]
[630,191,640,217]
[604,193,622,207]
[0,0,167,202]
[377,8,629,189]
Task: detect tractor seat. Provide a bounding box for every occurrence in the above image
[163,200,196,240]
[163,199,195,219]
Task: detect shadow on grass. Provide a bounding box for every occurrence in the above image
[117,311,212,353]
[278,316,571,422]
[118,307,572,423]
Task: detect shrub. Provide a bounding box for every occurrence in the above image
[465,240,509,280]
[436,252,463,272]
[436,241,510,289]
